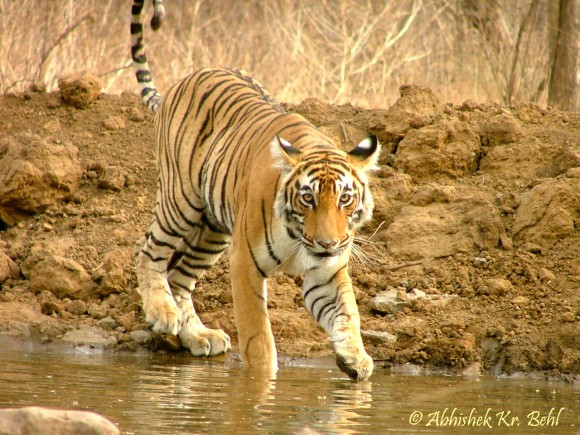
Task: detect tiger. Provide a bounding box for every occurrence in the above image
[130,0,379,381]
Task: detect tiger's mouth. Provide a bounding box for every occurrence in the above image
[302,241,348,258]
[298,235,350,259]
[310,250,341,258]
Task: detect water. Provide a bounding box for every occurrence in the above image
[0,340,578,434]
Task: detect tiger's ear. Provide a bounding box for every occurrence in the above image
[347,135,380,170]
[270,135,301,168]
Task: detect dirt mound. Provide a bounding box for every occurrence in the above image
[0,84,578,379]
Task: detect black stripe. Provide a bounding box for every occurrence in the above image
[262,200,282,265]
[141,250,167,263]
[149,233,176,249]
[286,227,299,240]
[316,295,339,323]
[303,264,347,300]
[136,69,152,82]
[133,54,147,64]
[130,22,143,35]
[131,2,144,16]
[247,239,267,278]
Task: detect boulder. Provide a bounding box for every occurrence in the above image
[58,72,102,109]
[383,186,503,260]
[393,120,480,180]
[62,326,116,348]
[480,136,580,185]
[0,406,119,435]
[0,133,82,226]
[0,249,19,284]
[512,179,580,249]
[96,248,132,296]
[383,84,443,141]
[27,254,97,301]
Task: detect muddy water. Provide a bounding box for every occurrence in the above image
[0,340,578,434]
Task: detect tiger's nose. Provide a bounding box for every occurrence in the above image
[316,239,339,250]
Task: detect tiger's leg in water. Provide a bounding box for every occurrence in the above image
[229,238,278,375]
[303,264,373,381]
[167,223,232,356]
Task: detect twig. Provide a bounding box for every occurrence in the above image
[506,0,540,104]
[385,260,423,271]
[37,12,94,82]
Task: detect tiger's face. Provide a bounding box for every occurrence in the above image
[273,136,380,260]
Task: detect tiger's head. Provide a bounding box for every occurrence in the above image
[272,135,380,261]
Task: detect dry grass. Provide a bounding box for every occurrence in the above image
[0,0,553,107]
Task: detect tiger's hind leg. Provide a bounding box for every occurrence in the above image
[167,220,232,356]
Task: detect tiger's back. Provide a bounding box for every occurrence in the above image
[132,0,379,381]
[157,67,348,237]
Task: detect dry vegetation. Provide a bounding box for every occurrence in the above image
[0,0,557,107]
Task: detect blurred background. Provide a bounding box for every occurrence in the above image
[1,0,578,109]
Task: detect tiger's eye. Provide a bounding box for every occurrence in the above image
[302,193,314,203]
[339,193,352,204]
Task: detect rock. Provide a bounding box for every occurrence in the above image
[98,317,117,330]
[0,301,66,340]
[27,255,97,301]
[62,326,115,348]
[150,334,181,351]
[0,249,19,284]
[480,114,523,146]
[538,267,555,283]
[383,84,442,140]
[87,302,109,320]
[102,116,125,131]
[459,99,481,111]
[370,289,405,314]
[65,299,87,315]
[484,278,512,296]
[370,288,457,315]
[97,166,126,192]
[519,242,543,254]
[369,288,424,313]
[361,330,397,345]
[58,72,102,109]
[393,120,480,180]
[0,133,82,226]
[96,248,132,296]
[42,118,61,132]
[480,136,579,185]
[130,329,152,344]
[512,179,580,249]
[512,296,529,305]
[461,361,481,376]
[499,234,513,251]
[369,172,414,228]
[384,187,502,260]
[128,108,145,122]
[38,290,63,316]
[0,406,119,435]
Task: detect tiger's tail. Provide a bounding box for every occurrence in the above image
[130,0,165,113]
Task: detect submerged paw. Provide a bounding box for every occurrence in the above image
[335,352,374,382]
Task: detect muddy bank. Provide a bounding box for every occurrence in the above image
[0,84,578,379]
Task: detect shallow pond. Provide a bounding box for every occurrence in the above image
[0,340,578,434]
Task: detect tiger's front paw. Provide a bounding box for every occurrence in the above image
[335,350,374,382]
[141,289,182,335]
[179,314,232,357]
